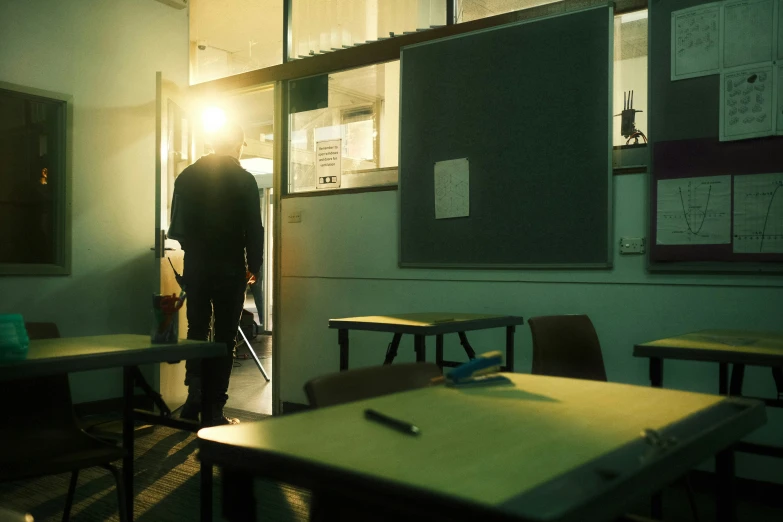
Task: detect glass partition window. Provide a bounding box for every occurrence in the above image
[455,0,562,22]
[288,62,399,193]
[190,0,283,85]
[613,10,648,147]
[291,1,447,59]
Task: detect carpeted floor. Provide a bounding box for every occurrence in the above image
[0,408,310,522]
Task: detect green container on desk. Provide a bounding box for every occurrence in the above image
[151,295,179,344]
[0,313,29,361]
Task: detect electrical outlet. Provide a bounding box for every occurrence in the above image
[287,210,301,223]
[619,237,645,255]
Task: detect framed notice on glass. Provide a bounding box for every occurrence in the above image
[316,139,341,189]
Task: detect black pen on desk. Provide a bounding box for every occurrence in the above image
[364,409,420,436]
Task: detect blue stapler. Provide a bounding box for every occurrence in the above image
[443,350,510,387]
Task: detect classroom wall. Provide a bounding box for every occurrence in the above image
[280,174,783,483]
[0,0,189,402]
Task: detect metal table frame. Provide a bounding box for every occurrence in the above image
[328,313,524,372]
[0,335,225,522]
[634,329,783,522]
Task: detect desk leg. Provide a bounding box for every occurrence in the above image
[719,362,729,395]
[338,329,349,371]
[505,326,515,372]
[414,335,426,363]
[222,468,256,522]
[649,357,663,388]
[716,449,737,522]
[384,333,403,365]
[716,362,737,522]
[201,362,215,522]
[729,364,745,396]
[435,335,444,369]
[457,332,477,360]
[648,358,663,519]
[122,366,134,522]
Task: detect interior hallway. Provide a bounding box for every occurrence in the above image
[227,297,272,415]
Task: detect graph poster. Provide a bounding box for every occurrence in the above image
[733,173,783,253]
[656,175,732,245]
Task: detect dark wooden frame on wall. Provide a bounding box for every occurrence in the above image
[0,81,72,276]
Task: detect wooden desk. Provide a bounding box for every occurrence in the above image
[328,313,524,371]
[0,334,225,522]
[634,329,783,522]
[198,373,765,522]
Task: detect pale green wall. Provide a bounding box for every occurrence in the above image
[0,0,189,402]
[280,175,783,483]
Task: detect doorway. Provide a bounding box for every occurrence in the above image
[221,85,275,416]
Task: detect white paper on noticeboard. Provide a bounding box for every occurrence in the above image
[434,158,470,220]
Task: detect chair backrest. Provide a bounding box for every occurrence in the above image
[0,322,75,430]
[304,362,442,408]
[25,322,61,340]
[528,314,607,382]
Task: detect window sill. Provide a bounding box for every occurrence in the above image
[282,184,397,199]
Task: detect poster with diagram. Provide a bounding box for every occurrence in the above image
[720,65,775,141]
[671,3,722,80]
[779,0,783,59]
[656,176,731,245]
[778,63,783,132]
[723,0,775,68]
[733,173,783,253]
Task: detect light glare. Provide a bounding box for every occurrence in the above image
[202,106,226,133]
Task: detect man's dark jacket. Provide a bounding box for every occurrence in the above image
[170,154,263,276]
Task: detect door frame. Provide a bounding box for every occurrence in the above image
[154,71,193,411]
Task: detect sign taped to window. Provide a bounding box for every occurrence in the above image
[316,139,342,189]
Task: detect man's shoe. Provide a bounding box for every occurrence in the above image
[180,403,200,422]
[208,415,240,426]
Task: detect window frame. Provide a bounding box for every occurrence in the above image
[0,81,72,276]
[189,0,648,199]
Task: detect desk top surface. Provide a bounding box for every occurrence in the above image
[328,313,524,334]
[634,329,783,365]
[0,334,224,381]
[198,373,763,521]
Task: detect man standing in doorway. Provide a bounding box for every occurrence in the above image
[168,122,263,426]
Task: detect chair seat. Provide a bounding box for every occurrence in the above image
[0,428,125,481]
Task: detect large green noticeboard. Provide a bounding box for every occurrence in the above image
[398,5,612,268]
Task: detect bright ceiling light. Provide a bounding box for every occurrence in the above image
[202,106,226,133]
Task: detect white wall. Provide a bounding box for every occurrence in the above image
[0,0,189,402]
[280,174,783,484]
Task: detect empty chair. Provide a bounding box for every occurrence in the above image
[0,323,127,522]
[304,362,442,521]
[528,314,607,382]
[305,362,442,408]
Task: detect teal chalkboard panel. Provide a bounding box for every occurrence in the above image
[399,5,612,268]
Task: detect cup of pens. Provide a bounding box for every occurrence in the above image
[151,293,184,344]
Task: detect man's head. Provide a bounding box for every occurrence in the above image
[209,122,246,159]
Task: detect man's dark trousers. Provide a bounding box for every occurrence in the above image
[184,272,247,420]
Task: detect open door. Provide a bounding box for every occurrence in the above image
[153,71,194,411]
